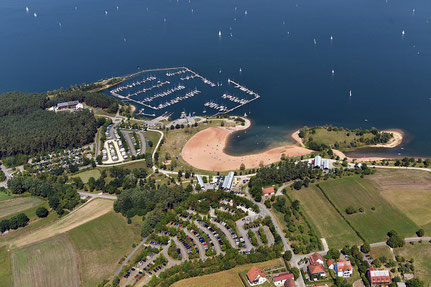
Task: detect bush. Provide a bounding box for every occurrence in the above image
[36,207,49,218]
[416,229,425,237]
[345,206,357,215]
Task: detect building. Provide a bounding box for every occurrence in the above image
[222,171,234,191]
[262,186,275,196]
[196,175,205,189]
[56,100,79,110]
[367,268,391,287]
[334,261,353,277]
[246,266,267,286]
[273,272,294,286]
[308,264,326,278]
[314,156,322,168]
[284,278,296,287]
[323,159,330,170]
[327,260,334,270]
[309,252,325,266]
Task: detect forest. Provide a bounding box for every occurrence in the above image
[0,91,98,157]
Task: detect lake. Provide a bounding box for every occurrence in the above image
[1,0,430,156]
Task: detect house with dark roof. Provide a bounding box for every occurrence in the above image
[246,266,267,286]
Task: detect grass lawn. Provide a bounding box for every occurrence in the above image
[394,242,431,286]
[369,246,394,261]
[67,211,141,287]
[0,246,12,287]
[72,168,101,183]
[301,127,375,150]
[171,258,283,287]
[145,130,162,155]
[0,192,12,201]
[288,186,361,249]
[10,235,80,287]
[0,197,44,219]
[318,176,419,243]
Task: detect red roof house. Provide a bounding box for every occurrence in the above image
[273,272,294,286]
[309,252,325,266]
[247,266,268,286]
[262,186,275,196]
[284,278,296,287]
[367,267,391,286]
[308,264,326,277]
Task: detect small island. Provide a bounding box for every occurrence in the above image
[294,126,403,151]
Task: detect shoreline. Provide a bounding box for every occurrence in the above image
[291,129,404,162]
[181,120,312,171]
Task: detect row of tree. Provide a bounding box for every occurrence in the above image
[0,213,29,233]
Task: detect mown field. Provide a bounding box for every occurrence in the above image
[10,235,80,287]
[318,176,419,243]
[12,198,114,248]
[289,186,361,249]
[0,246,12,287]
[395,242,431,286]
[368,169,431,233]
[68,211,141,287]
[171,259,282,287]
[72,168,101,184]
[369,246,393,261]
[0,197,44,219]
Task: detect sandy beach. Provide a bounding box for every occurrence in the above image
[181,122,312,171]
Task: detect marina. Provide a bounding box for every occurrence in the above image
[108,67,261,117]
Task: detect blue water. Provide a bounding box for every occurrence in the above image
[1,0,430,156]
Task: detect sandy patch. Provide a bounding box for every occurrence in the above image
[12,198,113,248]
[181,123,312,171]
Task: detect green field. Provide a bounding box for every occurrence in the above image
[0,246,12,287]
[10,235,80,287]
[145,130,162,155]
[318,177,419,243]
[0,192,12,201]
[72,168,101,184]
[395,242,431,286]
[289,186,361,249]
[370,246,393,261]
[67,211,141,287]
[0,197,44,219]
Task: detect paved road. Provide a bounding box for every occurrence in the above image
[78,191,117,200]
[137,131,146,154]
[236,219,254,251]
[121,130,137,156]
[370,237,431,248]
[116,237,147,276]
[212,221,238,248]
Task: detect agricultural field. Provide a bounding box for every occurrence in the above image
[368,169,431,233]
[171,259,282,287]
[318,176,419,243]
[12,198,113,248]
[0,246,12,287]
[72,168,101,184]
[67,211,141,287]
[0,197,44,219]
[10,235,80,287]
[288,186,361,249]
[394,242,431,286]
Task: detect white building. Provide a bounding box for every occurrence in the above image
[314,156,322,168]
[222,171,234,191]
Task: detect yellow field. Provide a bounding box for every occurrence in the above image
[12,198,113,248]
[11,235,80,287]
[172,259,282,287]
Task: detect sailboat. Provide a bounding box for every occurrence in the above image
[349,90,352,97]
[218,30,222,37]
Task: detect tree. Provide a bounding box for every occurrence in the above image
[283,250,292,261]
[406,278,424,287]
[240,163,245,171]
[293,181,303,190]
[386,230,405,248]
[36,207,49,218]
[416,229,425,237]
[290,267,300,280]
[326,248,340,260]
[361,242,371,253]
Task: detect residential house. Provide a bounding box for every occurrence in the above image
[309,252,325,266]
[246,266,267,286]
[284,278,296,287]
[262,186,275,197]
[308,264,326,278]
[273,272,294,286]
[367,267,391,287]
[327,260,334,270]
[334,261,353,277]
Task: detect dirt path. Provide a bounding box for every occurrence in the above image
[12,198,113,248]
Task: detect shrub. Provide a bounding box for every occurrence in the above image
[36,207,49,218]
[416,229,425,237]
